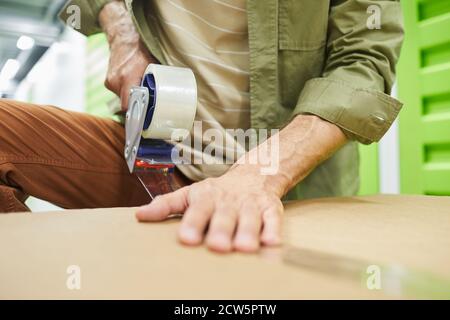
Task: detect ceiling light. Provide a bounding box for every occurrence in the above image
[17,35,35,50]
[0,59,21,81]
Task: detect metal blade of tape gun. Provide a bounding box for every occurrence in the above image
[124,64,197,199]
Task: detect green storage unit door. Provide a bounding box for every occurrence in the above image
[398,0,450,195]
[358,144,379,195]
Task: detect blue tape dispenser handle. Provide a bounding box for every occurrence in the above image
[142,73,156,131]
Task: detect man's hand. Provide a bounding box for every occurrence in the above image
[99,1,157,111]
[137,165,284,253]
[136,115,348,253]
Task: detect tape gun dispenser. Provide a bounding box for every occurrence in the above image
[124,64,197,199]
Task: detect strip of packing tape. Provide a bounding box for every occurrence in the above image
[142,64,197,141]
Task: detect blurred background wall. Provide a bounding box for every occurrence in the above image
[0,0,449,211]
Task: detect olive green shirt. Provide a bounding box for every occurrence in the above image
[60,0,404,200]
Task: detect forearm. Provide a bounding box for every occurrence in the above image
[98,0,140,45]
[232,114,347,197]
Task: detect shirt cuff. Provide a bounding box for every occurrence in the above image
[293,78,403,144]
[59,0,114,36]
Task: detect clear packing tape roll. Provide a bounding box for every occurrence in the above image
[141,64,197,140]
[124,64,197,199]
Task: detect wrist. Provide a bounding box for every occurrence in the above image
[228,163,287,199]
[230,114,347,198]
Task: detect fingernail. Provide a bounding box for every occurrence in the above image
[179,227,200,244]
[236,234,251,244]
[208,233,232,252]
[235,235,258,251]
[136,204,149,212]
[263,235,282,246]
[214,233,230,244]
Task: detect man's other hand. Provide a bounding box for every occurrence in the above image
[136,165,284,253]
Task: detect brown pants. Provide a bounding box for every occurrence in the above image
[0,99,187,213]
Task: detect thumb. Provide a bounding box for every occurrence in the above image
[136,186,190,222]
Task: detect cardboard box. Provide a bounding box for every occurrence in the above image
[0,195,449,299]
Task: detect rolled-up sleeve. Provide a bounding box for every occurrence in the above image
[59,0,114,36]
[293,0,404,144]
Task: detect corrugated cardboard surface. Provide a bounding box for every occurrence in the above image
[0,195,448,299]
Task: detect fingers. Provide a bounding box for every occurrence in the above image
[205,205,238,253]
[120,75,142,111]
[260,205,283,246]
[178,196,215,246]
[136,186,189,222]
[233,202,262,252]
[136,178,283,253]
